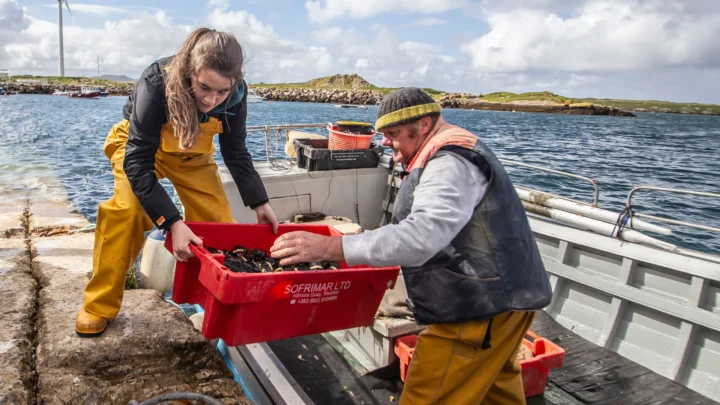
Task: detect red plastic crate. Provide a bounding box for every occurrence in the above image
[164,222,400,346]
[394,329,565,398]
[520,330,565,397]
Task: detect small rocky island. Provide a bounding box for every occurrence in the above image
[4,73,719,116]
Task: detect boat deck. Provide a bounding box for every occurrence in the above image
[254,310,719,405]
[531,311,717,405]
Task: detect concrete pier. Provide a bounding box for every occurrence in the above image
[0,198,252,404]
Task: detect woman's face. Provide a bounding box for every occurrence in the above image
[190,69,232,113]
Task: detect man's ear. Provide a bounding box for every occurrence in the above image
[419,115,434,135]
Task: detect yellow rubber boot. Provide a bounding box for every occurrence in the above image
[75,307,108,337]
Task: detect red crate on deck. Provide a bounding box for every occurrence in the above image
[520,330,565,397]
[394,329,565,398]
[164,222,400,346]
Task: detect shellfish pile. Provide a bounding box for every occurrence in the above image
[206,246,339,274]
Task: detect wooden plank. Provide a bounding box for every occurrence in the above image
[590,377,681,405]
[646,388,720,405]
[552,355,636,384]
[560,346,617,368]
[572,372,665,403]
[531,310,555,330]
[556,336,601,353]
[546,241,573,314]
[669,321,696,381]
[528,217,720,281]
[688,276,709,307]
[597,298,627,348]
[533,302,718,405]
[560,363,650,393]
[543,258,720,333]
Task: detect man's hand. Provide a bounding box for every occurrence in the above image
[254,203,279,234]
[170,220,203,262]
[269,231,344,265]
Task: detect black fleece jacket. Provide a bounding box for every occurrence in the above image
[122,56,268,231]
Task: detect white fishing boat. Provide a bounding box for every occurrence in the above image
[334,104,368,110]
[247,88,265,103]
[165,123,720,404]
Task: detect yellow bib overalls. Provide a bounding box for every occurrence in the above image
[82,117,234,319]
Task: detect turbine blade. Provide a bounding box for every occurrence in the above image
[63,0,72,16]
[63,0,76,26]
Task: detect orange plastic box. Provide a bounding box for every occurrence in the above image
[394,329,565,397]
[164,222,400,346]
[327,123,375,150]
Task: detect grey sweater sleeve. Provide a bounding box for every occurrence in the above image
[342,151,488,267]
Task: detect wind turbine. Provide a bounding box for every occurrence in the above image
[57,0,73,77]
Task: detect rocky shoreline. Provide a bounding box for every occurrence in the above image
[438,94,636,116]
[252,87,636,116]
[253,86,383,105]
[12,81,712,117]
[1,82,133,96]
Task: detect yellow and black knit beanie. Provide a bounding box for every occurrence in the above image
[375,87,442,132]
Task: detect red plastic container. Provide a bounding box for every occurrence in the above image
[520,330,566,397]
[164,222,400,346]
[394,334,418,384]
[394,330,565,397]
[327,123,375,150]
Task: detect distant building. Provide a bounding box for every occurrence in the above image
[0,69,8,78]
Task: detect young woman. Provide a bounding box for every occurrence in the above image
[76,27,278,337]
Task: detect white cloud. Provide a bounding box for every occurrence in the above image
[3,0,720,104]
[402,18,448,27]
[311,26,346,41]
[44,3,127,16]
[398,41,442,55]
[305,0,466,23]
[1,0,30,31]
[461,0,720,73]
[207,0,229,12]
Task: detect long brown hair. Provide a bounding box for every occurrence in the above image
[165,27,245,149]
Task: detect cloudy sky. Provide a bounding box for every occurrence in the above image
[2,0,719,103]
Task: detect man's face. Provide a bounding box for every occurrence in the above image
[380,116,434,165]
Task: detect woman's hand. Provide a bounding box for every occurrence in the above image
[254,203,279,234]
[170,220,203,262]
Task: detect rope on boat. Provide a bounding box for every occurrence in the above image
[127,392,223,405]
[610,205,635,239]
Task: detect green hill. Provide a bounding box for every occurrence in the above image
[253,74,444,97]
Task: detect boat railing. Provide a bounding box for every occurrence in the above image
[242,124,718,253]
[499,158,600,207]
[247,123,329,165]
[626,186,720,233]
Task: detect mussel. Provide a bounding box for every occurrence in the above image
[206,246,224,254]
[231,245,247,257]
[323,261,339,270]
[224,255,259,273]
[248,249,268,262]
[219,246,341,273]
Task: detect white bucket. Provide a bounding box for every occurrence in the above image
[139,229,177,294]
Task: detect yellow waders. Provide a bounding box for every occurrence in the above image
[400,311,535,405]
[82,118,234,319]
